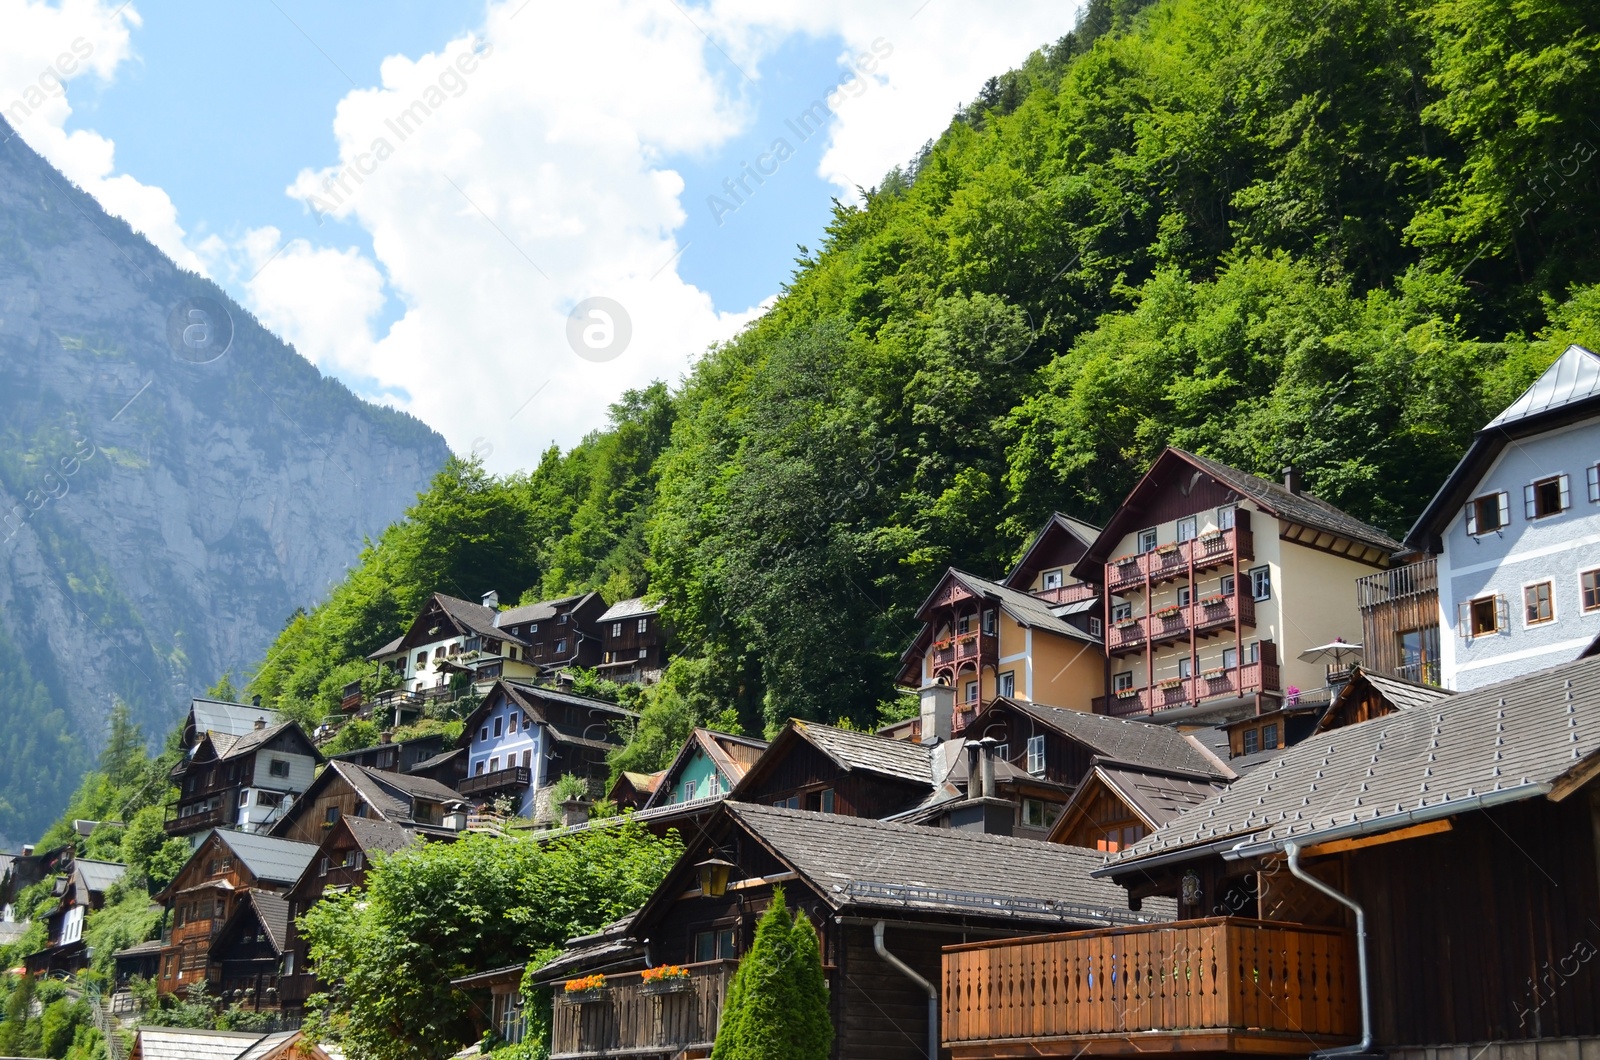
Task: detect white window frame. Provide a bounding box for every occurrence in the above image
[1137,527,1159,553]
[1088,616,1103,637]
[1177,585,1192,607]
[1025,734,1046,775]
[1176,516,1198,543]
[1216,505,1236,531]
[1465,491,1511,535]
[1524,475,1571,520]
[1111,601,1133,622]
[1589,465,1600,503]
[1113,671,1133,692]
[982,608,997,635]
[1220,573,1235,596]
[965,680,979,704]
[998,671,1015,698]
[1222,646,1239,669]
[1249,566,1272,601]
[611,622,622,637]
[1178,656,1193,679]
[637,617,649,633]
[1042,569,1064,590]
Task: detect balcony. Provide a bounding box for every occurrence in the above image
[1030,582,1098,606]
[1106,514,1253,594]
[1105,593,1256,657]
[550,960,736,1060]
[166,801,235,835]
[1094,644,1280,718]
[459,765,533,798]
[931,630,998,670]
[942,918,1359,1057]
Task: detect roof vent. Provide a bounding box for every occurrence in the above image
[254,717,267,730]
[252,694,262,707]
[1282,466,1302,495]
[482,589,500,610]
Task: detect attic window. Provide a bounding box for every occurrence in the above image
[612,622,622,637]
[1042,569,1063,590]
[268,759,290,778]
[637,617,648,633]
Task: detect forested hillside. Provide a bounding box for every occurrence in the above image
[248,0,1600,775]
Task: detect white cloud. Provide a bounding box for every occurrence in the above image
[0,0,205,271]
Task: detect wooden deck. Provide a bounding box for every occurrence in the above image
[549,960,735,1059]
[942,917,1359,1058]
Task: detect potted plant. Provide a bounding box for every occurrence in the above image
[561,974,607,1003]
[1201,666,1228,680]
[1155,542,1182,556]
[1115,686,1140,699]
[1153,604,1183,621]
[1112,553,1139,567]
[1113,616,1139,629]
[641,965,693,996]
[1200,594,1228,608]
[1157,676,1184,691]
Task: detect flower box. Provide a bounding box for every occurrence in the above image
[1154,605,1183,619]
[641,978,695,996]
[1201,667,1228,679]
[1157,677,1184,690]
[1113,617,1140,629]
[1115,687,1140,699]
[1200,595,1228,608]
[561,989,606,1005]
[1112,554,1140,567]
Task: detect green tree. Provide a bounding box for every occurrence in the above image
[710,888,831,1060]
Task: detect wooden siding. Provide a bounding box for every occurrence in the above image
[158,834,265,996]
[736,740,928,819]
[273,773,371,845]
[962,703,1101,789]
[550,960,734,1059]
[1356,557,1441,684]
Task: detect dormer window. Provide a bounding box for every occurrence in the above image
[1041,569,1063,590]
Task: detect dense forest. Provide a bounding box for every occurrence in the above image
[241,0,1600,777]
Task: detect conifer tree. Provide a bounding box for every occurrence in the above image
[711,887,832,1060]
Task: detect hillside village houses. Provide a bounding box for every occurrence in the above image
[14,396,1600,1059]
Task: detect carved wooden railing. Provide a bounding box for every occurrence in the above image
[1106,514,1254,594]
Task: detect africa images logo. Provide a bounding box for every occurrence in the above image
[165,296,234,364]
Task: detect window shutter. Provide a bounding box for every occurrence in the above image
[1457,600,1472,639]
[1525,484,1537,519]
[1464,502,1477,535]
[1560,474,1571,510]
[1498,492,1510,528]
[1496,595,1510,632]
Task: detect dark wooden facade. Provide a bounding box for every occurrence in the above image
[732,738,928,819]
[167,723,321,838]
[210,893,288,1010]
[1049,778,1150,853]
[596,603,668,683]
[1355,556,1441,685]
[495,593,608,670]
[156,834,263,996]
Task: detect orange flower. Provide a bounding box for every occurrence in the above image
[642,965,690,982]
[564,974,606,993]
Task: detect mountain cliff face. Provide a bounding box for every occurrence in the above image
[0,120,451,846]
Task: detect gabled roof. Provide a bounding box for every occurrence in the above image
[367,634,406,659]
[971,698,1232,779]
[215,890,291,954]
[132,1029,272,1060]
[1049,764,1230,844]
[212,830,321,886]
[734,720,936,801]
[493,591,599,628]
[1407,345,1600,549]
[928,570,1101,643]
[212,721,320,764]
[1102,653,1600,876]
[188,699,281,740]
[642,728,769,809]
[1076,448,1400,576]
[274,761,463,837]
[72,859,126,896]
[342,816,424,858]
[458,680,637,752]
[597,597,657,622]
[1313,667,1453,735]
[1002,512,1101,589]
[648,803,1168,928]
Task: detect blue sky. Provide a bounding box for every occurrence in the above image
[5,0,1078,467]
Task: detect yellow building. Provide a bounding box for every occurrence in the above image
[1073,449,1399,721]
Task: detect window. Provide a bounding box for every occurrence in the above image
[1262,723,1279,750]
[1176,516,1198,543]
[965,681,979,704]
[998,671,1015,698]
[479,726,489,743]
[493,716,504,738]
[1243,728,1259,755]
[1178,656,1193,679]
[1525,475,1570,519]
[1220,574,1235,596]
[1022,799,1060,829]
[982,609,996,634]
[1088,616,1103,637]
[1113,671,1134,692]
[1468,595,1502,636]
[1217,505,1236,531]
[1111,601,1133,622]
[475,761,485,776]
[684,780,697,801]
[558,613,569,624]
[1248,641,1260,663]
[352,802,366,818]
[238,790,250,808]
[489,757,500,772]
[508,713,518,734]
[1097,824,1145,853]
[522,749,533,768]
[1524,581,1555,625]
[324,806,339,825]
[820,788,835,813]
[1026,734,1046,775]
[611,622,622,637]
[694,927,739,962]
[1222,646,1238,669]
[556,639,568,653]
[1177,586,1191,607]
[772,795,800,809]
[268,759,290,778]
[638,617,649,633]
[319,857,329,877]
[992,743,1009,763]
[415,651,427,670]
[1465,491,1510,535]
[1138,528,1159,553]
[638,648,648,659]
[956,613,973,634]
[530,623,538,633]
[1590,465,1600,503]
[1584,570,1600,612]
[282,951,295,977]
[1042,569,1063,590]
[1249,566,1272,601]
[257,791,283,808]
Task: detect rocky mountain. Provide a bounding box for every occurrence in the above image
[0,119,451,847]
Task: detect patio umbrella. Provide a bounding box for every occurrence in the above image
[1297,639,1363,668]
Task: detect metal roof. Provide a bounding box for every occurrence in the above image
[597,596,658,622]
[494,592,593,628]
[73,858,127,895]
[947,569,1102,644]
[1486,344,1600,429]
[190,699,281,739]
[1102,653,1600,875]
[213,831,321,886]
[132,1028,268,1060]
[987,699,1232,779]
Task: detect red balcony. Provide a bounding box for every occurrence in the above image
[1094,644,1280,717]
[1029,582,1098,605]
[1105,514,1253,594]
[930,630,998,670]
[1105,593,1256,658]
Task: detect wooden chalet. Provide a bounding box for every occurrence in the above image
[208,891,292,1011]
[280,816,426,1013]
[729,718,936,819]
[1072,449,1397,722]
[595,596,669,684]
[22,857,126,976]
[492,591,609,672]
[606,770,665,810]
[1048,764,1229,852]
[326,732,465,790]
[911,697,1232,839]
[897,513,1105,734]
[168,701,321,838]
[540,802,1170,1060]
[943,653,1600,1057]
[642,729,766,809]
[267,760,465,846]
[153,830,319,996]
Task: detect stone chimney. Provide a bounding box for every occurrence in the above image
[1282,466,1302,495]
[380,730,394,745]
[561,798,591,829]
[253,716,266,730]
[482,589,500,610]
[918,683,954,744]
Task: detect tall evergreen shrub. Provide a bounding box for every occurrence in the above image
[711,887,832,1060]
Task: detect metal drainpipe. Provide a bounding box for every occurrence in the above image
[1284,842,1372,1056]
[873,921,937,1060]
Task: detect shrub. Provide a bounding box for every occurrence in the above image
[710,887,831,1060]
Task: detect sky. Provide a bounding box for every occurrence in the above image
[1,0,1083,472]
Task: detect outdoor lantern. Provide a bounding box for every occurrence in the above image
[696,858,736,898]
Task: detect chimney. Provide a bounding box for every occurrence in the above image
[253,716,266,730]
[380,730,393,745]
[252,694,262,707]
[918,683,954,744]
[482,589,500,610]
[22,845,34,856]
[1282,466,1302,495]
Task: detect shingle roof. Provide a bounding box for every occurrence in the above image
[74,859,126,895]
[597,597,657,622]
[494,592,591,628]
[792,720,935,785]
[1103,654,1600,875]
[948,570,1101,643]
[190,700,281,739]
[342,816,422,858]
[232,1033,300,1060]
[213,721,310,762]
[996,699,1231,779]
[113,938,166,957]
[1188,725,1288,775]
[729,803,1167,926]
[366,634,406,660]
[1096,766,1231,827]
[433,593,514,642]
[234,891,292,952]
[215,831,320,886]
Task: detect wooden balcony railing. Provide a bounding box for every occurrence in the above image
[1093,644,1279,718]
[942,917,1359,1057]
[1104,593,1256,657]
[550,960,736,1060]
[459,765,533,798]
[931,630,998,669]
[166,801,234,835]
[1106,514,1253,594]
[1029,582,1098,605]
[1355,555,1436,610]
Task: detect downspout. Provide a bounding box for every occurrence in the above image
[1284,842,1372,1056]
[873,921,937,1060]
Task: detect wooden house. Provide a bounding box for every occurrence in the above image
[540,802,1170,1060]
[153,830,318,996]
[729,719,935,819]
[327,732,465,790]
[1047,764,1229,852]
[606,770,665,810]
[208,891,291,1011]
[897,514,1105,733]
[583,730,769,838]
[363,592,538,724]
[266,760,464,845]
[456,680,635,822]
[490,591,609,672]
[22,857,125,976]
[943,652,1600,1057]
[168,702,321,838]
[594,596,669,684]
[1073,449,1398,722]
[279,816,426,1014]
